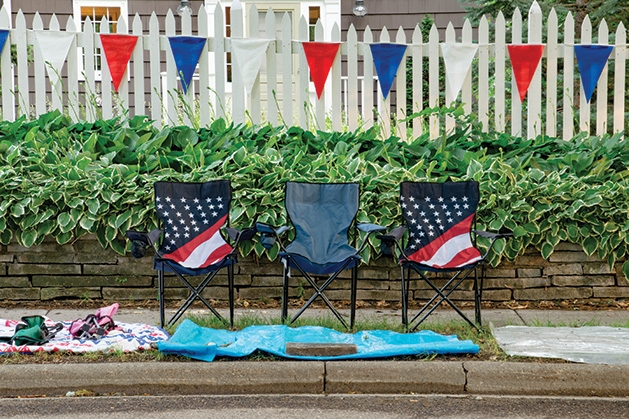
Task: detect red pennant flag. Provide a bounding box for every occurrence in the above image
[507,44,544,102]
[100,34,139,92]
[302,42,341,99]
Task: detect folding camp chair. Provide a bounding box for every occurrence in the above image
[126,180,255,328]
[378,181,510,331]
[256,182,385,330]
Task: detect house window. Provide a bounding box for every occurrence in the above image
[73,0,128,80]
[309,6,320,41]
[226,6,232,82]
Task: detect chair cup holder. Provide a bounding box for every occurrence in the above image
[260,234,276,249]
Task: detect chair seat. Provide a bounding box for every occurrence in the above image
[280,252,360,275]
[155,256,235,277]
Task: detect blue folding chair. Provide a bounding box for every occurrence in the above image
[378,181,511,331]
[126,180,255,328]
[256,182,385,329]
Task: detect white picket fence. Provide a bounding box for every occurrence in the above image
[0,1,627,141]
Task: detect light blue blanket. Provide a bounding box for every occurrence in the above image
[157,319,479,362]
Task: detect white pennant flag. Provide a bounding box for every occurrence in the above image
[440,43,478,105]
[231,39,271,95]
[34,31,76,87]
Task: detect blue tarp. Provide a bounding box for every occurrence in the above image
[157,319,479,362]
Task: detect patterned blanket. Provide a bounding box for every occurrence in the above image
[0,317,169,354]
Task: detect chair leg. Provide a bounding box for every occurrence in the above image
[350,264,357,330]
[401,265,409,329]
[474,266,483,327]
[158,268,165,328]
[228,261,235,328]
[281,258,289,324]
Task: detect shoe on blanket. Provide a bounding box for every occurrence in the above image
[70,303,118,340]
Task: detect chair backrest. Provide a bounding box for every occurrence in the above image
[285,181,359,264]
[400,181,481,269]
[154,180,232,269]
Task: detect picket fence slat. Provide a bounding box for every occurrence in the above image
[0,3,627,140]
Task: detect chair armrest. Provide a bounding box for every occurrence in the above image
[125,229,162,258]
[473,229,513,239]
[473,229,513,259]
[255,222,290,250]
[224,226,257,243]
[377,225,407,243]
[357,223,387,234]
[355,223,388,254]
[376,226,407,258]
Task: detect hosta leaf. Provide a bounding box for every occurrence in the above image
[10,204,24,218]
[114,211,132,229]
[20,229,37,248]
[622,260,629,281]
[57,212,72,228]
[540,242,554,259]
[56,231,73,245]
[583,237,598,256]
[79,216,96,231]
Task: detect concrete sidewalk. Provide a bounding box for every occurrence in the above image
[0,307,629,398]
[2,306,629,328]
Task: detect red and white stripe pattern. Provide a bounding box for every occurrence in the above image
[155,182,232,269]
[402,182,481,269]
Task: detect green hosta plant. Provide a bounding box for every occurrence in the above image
[2,107,629,279]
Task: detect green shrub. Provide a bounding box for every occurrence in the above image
[1,107,628,278]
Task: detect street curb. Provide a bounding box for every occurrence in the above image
[2,361,629,398]
[464,361,629,397]
[0,362,325,397]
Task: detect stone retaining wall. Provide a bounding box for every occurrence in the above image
[0,236,628,305]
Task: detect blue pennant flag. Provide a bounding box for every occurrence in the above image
[574,45,614,103]
[0,30,9,55]
[168,36,207,95]
[370,43,407,99]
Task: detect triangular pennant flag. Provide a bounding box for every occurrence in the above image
[507,44,544,102]
[302,42,341,99]
[370,43,407,100]
[33,31,75,87]
[99,34,139,93]
[0,30,9,55]
[574,45,614,103]
[231,39,270,95]
[440,43,479,105]
[168,36,207,95]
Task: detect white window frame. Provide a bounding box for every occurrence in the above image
[73,0,129,81]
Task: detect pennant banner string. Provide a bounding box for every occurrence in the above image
[302,42,341,99]
[231,39,271,95]
[440,43,478,105]
[574,44,614,103]
[507,44,545,102]
[369,43,407,100]
[168,36,207,95]
[100,34,139,93]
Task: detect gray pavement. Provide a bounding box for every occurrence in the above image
[1,307,629,398]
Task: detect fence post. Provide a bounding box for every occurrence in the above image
[562,12,575,140]
[527,0,543,139]
[613,23,626,135]
[546,8,558,138]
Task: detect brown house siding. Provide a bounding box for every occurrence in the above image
[341,0,467,38]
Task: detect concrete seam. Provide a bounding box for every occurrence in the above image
[462,362,469,393]
[323,361,327,393]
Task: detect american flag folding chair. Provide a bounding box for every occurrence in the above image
[256,182,385,330]
[126,180,255,328]
[378,181,510,331]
